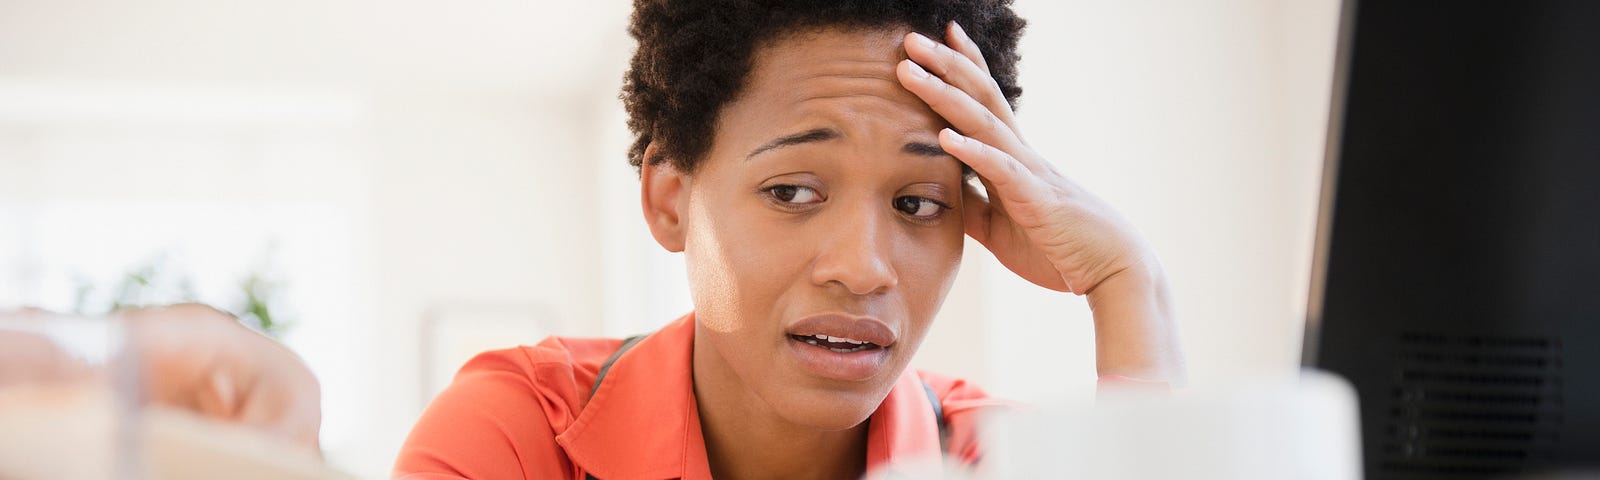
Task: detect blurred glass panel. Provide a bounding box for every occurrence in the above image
[0,312,138,480]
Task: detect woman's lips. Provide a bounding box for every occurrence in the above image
[784,313,897,347]
[785,336,891,382]
[783,313,897,381]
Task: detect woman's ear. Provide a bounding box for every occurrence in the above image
[640,143,689,253]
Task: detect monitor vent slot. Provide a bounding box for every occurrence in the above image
[1378,331,1566,478]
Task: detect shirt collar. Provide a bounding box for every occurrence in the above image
[557,312,944,479]
[557,313,710,480]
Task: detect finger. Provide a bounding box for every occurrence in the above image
[947,22,991,75]
[902,32,1017,131]
[940,128,1045,206]
[899,59,1024,152]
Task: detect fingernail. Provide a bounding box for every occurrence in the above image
[950,21,968,41]
[942,128,965,144]
[911,32,936,50]
[906,60,930,79]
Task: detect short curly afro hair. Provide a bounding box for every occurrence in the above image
[623,0,1027,173]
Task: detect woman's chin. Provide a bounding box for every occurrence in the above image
[772,389,885,432]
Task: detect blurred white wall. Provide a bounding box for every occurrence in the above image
[0,0,1339,477]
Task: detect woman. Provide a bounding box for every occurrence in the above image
[395,1,1184,479]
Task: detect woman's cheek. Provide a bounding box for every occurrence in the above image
[683,203,748,334]
[901,225,964,327]
[685,202,797,334]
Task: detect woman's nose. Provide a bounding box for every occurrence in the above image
[809,207,899,296]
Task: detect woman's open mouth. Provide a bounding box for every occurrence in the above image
[783,314,897,381]
[788,333,881,353]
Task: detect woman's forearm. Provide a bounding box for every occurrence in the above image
[1085,262,1187,385]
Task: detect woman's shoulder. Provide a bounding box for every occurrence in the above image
[465,335,628,388]
[448,334,631,421]
[393,335,627,479]
[451,335,626,399]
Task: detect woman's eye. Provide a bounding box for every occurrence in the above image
[766,185,822,204]
[893,196,947,218]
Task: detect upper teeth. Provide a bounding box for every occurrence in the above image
[810,334,867,345]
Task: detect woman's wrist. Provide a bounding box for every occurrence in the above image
[1084,259,1187,384]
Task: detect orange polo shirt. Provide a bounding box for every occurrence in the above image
[393,312,1007,479]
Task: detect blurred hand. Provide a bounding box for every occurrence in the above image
[120,303,323,452]
[0,305,322,454]
[0,309,94,386]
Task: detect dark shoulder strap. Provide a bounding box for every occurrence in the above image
[590,334,648,399]
[921,377,950,453]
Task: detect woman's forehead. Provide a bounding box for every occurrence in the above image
[747,26,912,97]
[716,27,946,155]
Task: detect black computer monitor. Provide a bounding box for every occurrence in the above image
[1303,1,1600,479]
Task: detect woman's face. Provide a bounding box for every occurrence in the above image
[656,26,967,430]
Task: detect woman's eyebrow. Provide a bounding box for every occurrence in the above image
[902,141,949,158]
[746,128,840,160]
[746,128,952,161]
